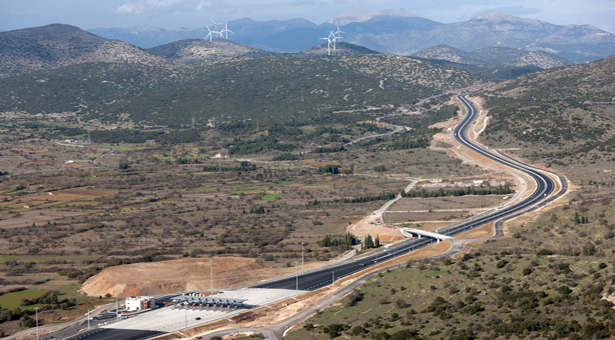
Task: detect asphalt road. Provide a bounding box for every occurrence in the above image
[251,94,560,292]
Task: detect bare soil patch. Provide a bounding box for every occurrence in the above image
[455,222,495,239]
[80,257,315,298]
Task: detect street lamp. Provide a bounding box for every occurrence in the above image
[295,261,299,296]
[210,260,214,294]
[34,307,39,340]
[301,242,304,274]
[114,283,119,321]
[87,309,90,330]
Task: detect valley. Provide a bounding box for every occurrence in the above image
[1,9,615,340]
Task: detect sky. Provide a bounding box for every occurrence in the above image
[1,0,615,34]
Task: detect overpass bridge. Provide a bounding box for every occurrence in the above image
[400,228,453,243]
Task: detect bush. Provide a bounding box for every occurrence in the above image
[537,249,553,255]
[349,325,364,336]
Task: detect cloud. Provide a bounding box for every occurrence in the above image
[116,0,237,16]
[116,0,190,15]
[478,5,541,16]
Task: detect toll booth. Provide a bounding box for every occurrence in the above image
[170,293,248,311]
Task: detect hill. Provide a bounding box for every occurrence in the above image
[413,45,572,69]
[412,45,572,79]
[147,38,274,64]
[0,54,488,126]
[0,24,170,78]
[480,54,615,155]
[291,42,378,58]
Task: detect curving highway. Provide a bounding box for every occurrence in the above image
[252,95,563,290]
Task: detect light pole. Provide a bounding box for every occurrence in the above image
[35,307,39,340]
[87,309,90,330]
[185,305,187,330]
[114,283,119,321]
[332,271,334,285]
[301,242,304,274]
[295,261,299,296]
[210,260,214,294]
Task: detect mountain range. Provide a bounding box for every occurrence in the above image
[88,9,615,63]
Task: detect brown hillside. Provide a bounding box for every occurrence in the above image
[80,257,293,298]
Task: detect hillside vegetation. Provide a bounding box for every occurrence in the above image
[0,55,488,126]
[481,55,615,155]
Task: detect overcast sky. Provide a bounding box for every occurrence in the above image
[2,0,615,34]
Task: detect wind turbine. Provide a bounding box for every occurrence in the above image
[220,22,233,40]
[210,20,224,39]
[320,34,333,56]
[205,25,213,42]
[328,31,337,50]
[334,24,345,48]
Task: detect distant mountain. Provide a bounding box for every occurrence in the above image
[413,45,573,73]
[326,8,417,25]
[88,18,316,49]
[0,24,169,78]
[147,38,274,64]
[88,10,615,63]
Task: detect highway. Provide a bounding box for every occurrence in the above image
[252,94,561,291]
[61,95,564,340]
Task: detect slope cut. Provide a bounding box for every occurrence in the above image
[80,257,287,297]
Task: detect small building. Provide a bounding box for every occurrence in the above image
[125,296,155,312]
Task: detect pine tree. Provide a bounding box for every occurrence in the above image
[365,235,374,249]
[375,235,380,247]
[574,212,580,224]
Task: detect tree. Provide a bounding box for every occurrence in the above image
[582,242,596,256]
[375,235,380,247]
[364,235,374,249]
[574,212,580,224]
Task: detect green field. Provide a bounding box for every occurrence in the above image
[228,190,263,194]
[0,290,46,309]
[262,194,283,200]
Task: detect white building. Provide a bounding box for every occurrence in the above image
[125,296,155,312]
